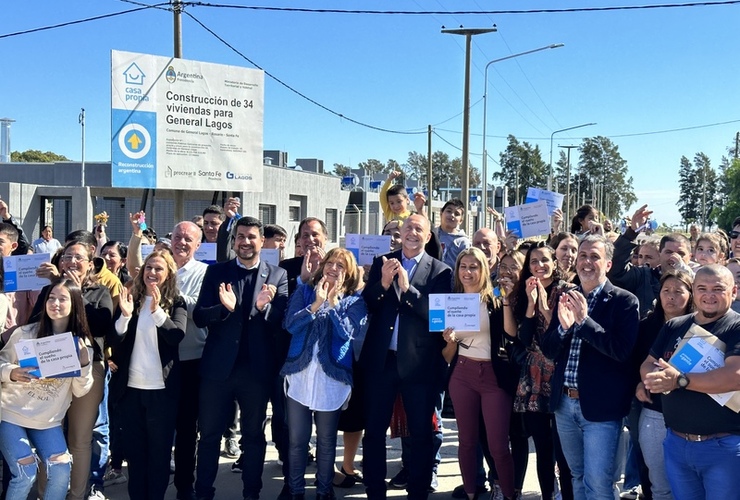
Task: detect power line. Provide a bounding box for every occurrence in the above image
[184,11,428,135]
[0,3,170,39]
[185,1,740,15]
[437,118,740,140]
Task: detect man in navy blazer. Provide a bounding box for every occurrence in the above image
[541,234,639,500]
[193,216,289,500]
[361,214,453,500]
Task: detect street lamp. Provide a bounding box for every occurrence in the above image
[548,122,596,191]
[481,43,564,229]
[442,26,497,219]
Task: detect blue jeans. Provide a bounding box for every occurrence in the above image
[663,429,740,500]
[638,409,672,500]
[554,395,621,500]
[90,366,111,489]
[0,421,71,500]
[286,396,342,495]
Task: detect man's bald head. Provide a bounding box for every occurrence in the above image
[473,228,500,271]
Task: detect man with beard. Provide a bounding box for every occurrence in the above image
[643,265,740,499]
[541,234,640,500]
[193,216,288,500]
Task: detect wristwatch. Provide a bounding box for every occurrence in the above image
[677,373,690,389]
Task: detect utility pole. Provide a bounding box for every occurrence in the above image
[735,131,739,159]
[79,109,86,187]
[558,145,578,224]
[427,125,433,220]
[442,26,496,217]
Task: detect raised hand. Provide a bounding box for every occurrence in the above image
[225,197,241,219]
[327,271,345,307]
[149,284,161,313]
[630,204,653,231]
[36,262,61,280]
[413,192,427,213]
[557,293,576,330]
[119,287,134,317]
[551,208,563,232]
[130,211,145,237]
[380,256,399,290]
[218,283,237,312]
[312,277,329,311]
[388,171,402,181]
[525,277,539,304]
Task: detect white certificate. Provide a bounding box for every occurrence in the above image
[195,243,217,263]
[505,200,551,239]
[525,187,565,216]
[428,293,481,332]
[260,248,280,267]
[15,332,82,379]
[3,253,51,292]
[345,234,392,266]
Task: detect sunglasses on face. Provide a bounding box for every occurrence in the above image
[731,231,740,240]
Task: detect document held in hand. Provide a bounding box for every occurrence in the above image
[14,332,82,379]
[669,323,740,412]
[428,293,480,332]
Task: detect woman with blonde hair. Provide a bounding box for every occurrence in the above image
[442,247,518,500]
[109,250,187,500]
[281,248,367,500]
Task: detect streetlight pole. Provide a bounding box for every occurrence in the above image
[442,27,496,219]
[481,43,563,229]
[548,122,596,191]
[558,144,578,224]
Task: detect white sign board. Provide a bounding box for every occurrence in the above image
[525,187,564,216]
[505,200,551,239]
[111,50,264,191]
[3,254,51,292]
[345,234,391,266]
[428,293,481,332]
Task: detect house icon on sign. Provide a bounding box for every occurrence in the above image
[123,63,145,85]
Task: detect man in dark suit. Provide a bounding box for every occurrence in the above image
[193,216,289,500]
[361,214,453,500]
[541,234,639,500]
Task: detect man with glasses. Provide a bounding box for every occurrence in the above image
[608,205,692,318]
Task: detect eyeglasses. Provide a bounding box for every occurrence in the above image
[456,338,473,349]
[498,264,521,273]
[730,231,740,240]
[61,254,89,263]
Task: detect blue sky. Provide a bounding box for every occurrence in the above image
[2,0,739,226]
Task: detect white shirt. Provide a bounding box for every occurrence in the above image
[176,258,208,361]
[285,342,351,412]
[116,296,167,390]
[32,238,62,255]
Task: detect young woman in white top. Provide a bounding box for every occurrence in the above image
[442,248,518,500]
[109,250,186,500]
[0,278,93,500]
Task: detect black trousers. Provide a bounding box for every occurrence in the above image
[174,359,201,493]
[120,387,178,500]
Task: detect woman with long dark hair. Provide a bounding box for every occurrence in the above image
[510,242,575,500]
[0,278,94,500]
[635,271,693,500]
[109,250,186,500]
[570,205,599,237]
[100,240,131,284]
[442,247,518,500]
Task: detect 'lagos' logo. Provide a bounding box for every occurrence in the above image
[226,171,253,181]
[166,66,177,84]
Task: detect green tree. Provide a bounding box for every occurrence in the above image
[331,163,352,177]
[10,150,70,162]
[577,136,635,220]
[677,155,700,226]
[406,151,480,195]
[712,158,740,231]
[357,158,388,175]
[493,135,548,205]
[694,152,718,229]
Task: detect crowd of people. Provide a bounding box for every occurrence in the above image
[0,175,739,500]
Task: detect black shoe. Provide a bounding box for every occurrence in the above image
[388,468,408,489]
[316,491,335,500]
[340,466,363,482]
[231,454,243,473]
[277,484,292,500]
[452,484,488,498]
[176,489,197,500]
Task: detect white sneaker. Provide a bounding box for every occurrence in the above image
[88,485,108,499]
